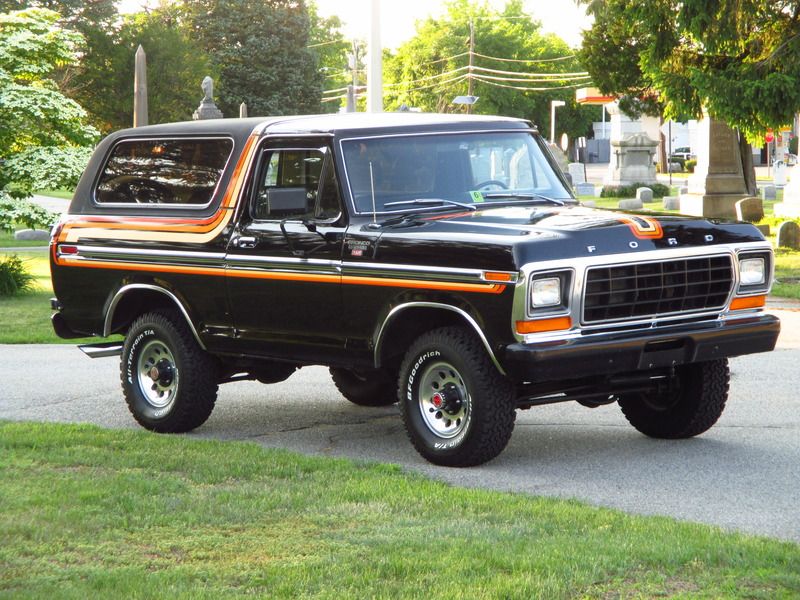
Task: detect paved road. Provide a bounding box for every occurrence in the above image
[2,308,798,542]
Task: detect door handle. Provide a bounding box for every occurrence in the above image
[236,236,257,249]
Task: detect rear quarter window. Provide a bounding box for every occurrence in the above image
[94,137,234,206]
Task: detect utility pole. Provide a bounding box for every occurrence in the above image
[466,19,475,114]
[346,40,359,112]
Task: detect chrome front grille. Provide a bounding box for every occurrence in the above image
[583,255,733,323]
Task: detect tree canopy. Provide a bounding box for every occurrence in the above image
[183,0,324,117]
[384,0,598,141]
[580,0,800,141]
[0,8,97,199]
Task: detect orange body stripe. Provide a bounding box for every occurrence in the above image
[55,256,506,294]
[617,215,664,239]
[57,134,258,242]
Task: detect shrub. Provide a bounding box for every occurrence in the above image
[0,193,58,233]
[0,255,35,296]
[600,182,671,198]
[685,159,697,173]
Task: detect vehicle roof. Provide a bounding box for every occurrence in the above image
[110,112,534,139]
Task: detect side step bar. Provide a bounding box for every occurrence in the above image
[79,341,123,358]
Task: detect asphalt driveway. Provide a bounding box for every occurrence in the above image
[2,307,798,542]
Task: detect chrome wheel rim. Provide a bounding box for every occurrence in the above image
[418,360,470,439]
[136,339,179,409]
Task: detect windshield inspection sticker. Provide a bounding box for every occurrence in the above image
[469,190,485,203]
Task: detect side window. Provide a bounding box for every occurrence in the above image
[95,138,233,205]
[252,147,341,220]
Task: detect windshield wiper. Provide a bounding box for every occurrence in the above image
[384,198,477,211]
[480,192,567,206]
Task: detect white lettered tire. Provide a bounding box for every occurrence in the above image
[121,310,219,433]
[398,327,516,467]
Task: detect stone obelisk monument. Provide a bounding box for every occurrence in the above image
[133,45,148,127]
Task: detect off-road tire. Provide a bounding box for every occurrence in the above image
[398,326,516,467]
[619,359,730,439]
[329,367,398,406]
[121,310,219,433]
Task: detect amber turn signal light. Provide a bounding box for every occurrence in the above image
[516,316,572,334]
[729,295,766,311]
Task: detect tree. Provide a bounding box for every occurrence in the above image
[88,7,212,130]
[183,0,323,117]
[580,0,800,193]
[0,8,97,203]
[384,0,599,143]
[308,1,351,113]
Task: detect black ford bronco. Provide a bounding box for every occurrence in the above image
[50,113,780,466]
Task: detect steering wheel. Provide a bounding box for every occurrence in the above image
[112,178,174,204]
[475,179,509,190]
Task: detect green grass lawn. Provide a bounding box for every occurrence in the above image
[0,229,49,248]
[35,188,73,200]
[0,251,118,344]
[1,421,798,599]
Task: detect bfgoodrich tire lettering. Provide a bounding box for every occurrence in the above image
[399,326,516,467]
[121,310,219,433]
[619,358,730,439]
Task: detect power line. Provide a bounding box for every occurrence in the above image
[471,64,588,77]
[470,72,591,83]
[472,52,576,64]
[471,77,589,92]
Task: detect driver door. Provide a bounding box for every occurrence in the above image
[224,140,346,361]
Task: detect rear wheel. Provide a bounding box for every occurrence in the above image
[121,310,219,433]
[619,359,730,439]
[329,367,397,406]
[398,327,516,467]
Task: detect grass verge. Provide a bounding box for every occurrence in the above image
[1,421,798,599]
[34,188,73,200]
[0,229,48,248]
[0,251,119,344]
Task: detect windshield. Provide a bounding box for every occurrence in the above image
[341,131,571,213]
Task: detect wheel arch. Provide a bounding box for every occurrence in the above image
[104,284,206,350]
[373,302,505,375]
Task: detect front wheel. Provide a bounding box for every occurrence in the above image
[121,310,219,433]
[618,359,730,439]
[398,327,516,467]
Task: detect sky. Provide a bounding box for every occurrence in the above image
[118,0,592,49]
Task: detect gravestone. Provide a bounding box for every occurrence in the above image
[636,187,653,203]
[605,132,658,186]
[662,196,679,210]
[581,200,596,207]
[574,182,595,196]
[777,221,800,249]
[735,197,764,222]
[761,185,777,201]
[193,76,223,120]
[618,198,643,210]
[756,224,770,237]
[14,229,49,241]
[775,170,800,217]
[568,162,586,185]
[680,115,748,218]
[679,186,688,195]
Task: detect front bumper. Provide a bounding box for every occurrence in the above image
[501,313,780,383]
